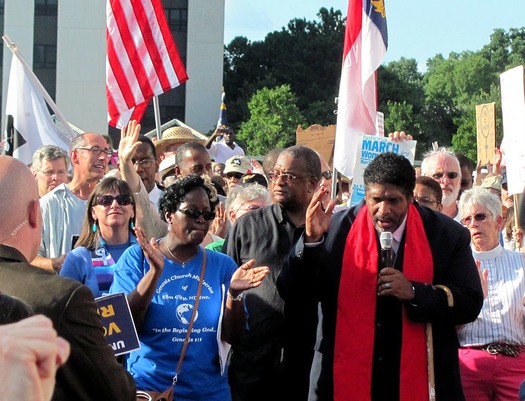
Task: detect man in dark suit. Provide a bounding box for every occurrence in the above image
[278,152,483,401]
[0,155,136,401]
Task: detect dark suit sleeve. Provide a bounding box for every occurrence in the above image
[54,285,136,401]
[406,212,483,325]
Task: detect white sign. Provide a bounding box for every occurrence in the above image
[500,66,525,195]
[350,135,417,206]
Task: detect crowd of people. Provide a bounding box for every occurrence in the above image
[1,121,524,401]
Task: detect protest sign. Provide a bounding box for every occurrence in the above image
[296,124,336,167]
[475,102,496,165]
[96,292,140,356]
[500,66,525,195]
[350,135,416,206]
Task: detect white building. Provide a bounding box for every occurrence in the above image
[1,0,224,138]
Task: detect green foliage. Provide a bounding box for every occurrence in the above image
[224,12,525,160]
[237,85,306,156]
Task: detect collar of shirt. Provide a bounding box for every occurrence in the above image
[472,243,503,260]
[391,214,408,254]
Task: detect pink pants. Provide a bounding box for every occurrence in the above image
[459,347,525,401]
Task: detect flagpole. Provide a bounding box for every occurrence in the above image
[152,95,162,140]
[2,35,76,140]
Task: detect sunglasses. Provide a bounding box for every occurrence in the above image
[460,213,489,226]
[96,195,133,206]
[321,170,332,180]
[177,208,216,221]
[226,172,243,180]
[432,172,459,180]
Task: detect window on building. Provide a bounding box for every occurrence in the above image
[166,8,187,32]
[34,44,57,69]
[35,0,58,16]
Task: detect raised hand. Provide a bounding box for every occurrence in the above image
[119,120,142,165]
[209,201,227,238]
[229,259,270,294]
[305,186,337,243]
[134,226,164,273]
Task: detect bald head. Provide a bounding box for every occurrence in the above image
[0,156,41,260]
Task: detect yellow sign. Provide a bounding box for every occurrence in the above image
[475,103,496,165]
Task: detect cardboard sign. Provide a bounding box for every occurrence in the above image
[96,292,140,356]
[296,124,336,167]
[500,66,525,195]
[350,135,417,206]
[475,102,496,165]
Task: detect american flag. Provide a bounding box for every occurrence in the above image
[106,0,189,128]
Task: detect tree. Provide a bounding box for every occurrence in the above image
[237,85,306,156]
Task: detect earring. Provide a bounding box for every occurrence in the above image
[92,222,97,233]
[167,222,172,232]
[129,221,135,230]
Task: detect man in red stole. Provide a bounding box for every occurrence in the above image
[278,152,483,401]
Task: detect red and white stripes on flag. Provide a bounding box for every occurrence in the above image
[106,0,188,128]
[333,0,388,179]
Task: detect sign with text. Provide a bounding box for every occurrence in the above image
[350,135,417,206]
[296,124,336,167]
[475,102,496,165]
[96,292,140,356]
[500,65,525,195]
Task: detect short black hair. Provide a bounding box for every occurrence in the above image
[416,176,443,203]
[176,141,208,166]
[137,135,157,159]
[280,145,321,180]
[158,174,215,222]
[363,152,415,197]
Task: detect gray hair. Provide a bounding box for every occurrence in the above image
[459,186,502,219]
[420,147,461,177]
[225,183,271,214]
[71,133,89,150]
[31,145,69,171]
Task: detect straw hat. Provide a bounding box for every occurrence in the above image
[154,126,203,155]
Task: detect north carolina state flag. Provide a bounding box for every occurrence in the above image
[333,0,388,178]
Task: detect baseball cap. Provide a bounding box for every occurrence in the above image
[224,155,252,175]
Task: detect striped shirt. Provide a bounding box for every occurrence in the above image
[457,244,525,346]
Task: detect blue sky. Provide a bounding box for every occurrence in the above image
[224,0,525,70]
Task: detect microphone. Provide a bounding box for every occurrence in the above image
[379,231,393,269]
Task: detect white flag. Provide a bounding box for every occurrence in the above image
[5,56,71,165]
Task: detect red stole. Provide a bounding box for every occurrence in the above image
[334,203,433,401]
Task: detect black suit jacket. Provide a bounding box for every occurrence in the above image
[0,245,136,401]
[278,202,483,401]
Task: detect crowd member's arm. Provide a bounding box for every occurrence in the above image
[0,315,70,401]
[492,147,503,175]
[221,260,269,344]
[388,131,414,142]
[204,127,221,149]
[118,121,167,240]
[32,254,65,273]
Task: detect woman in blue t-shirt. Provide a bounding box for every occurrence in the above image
[60,177,137,297]
[110,175,269,401]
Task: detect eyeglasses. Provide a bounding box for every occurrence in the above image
[75,146,112,158]
[95,195,133,206]
[132,158,155,168]
[414,196,440,206]
[432,172,459,180]
[321,170,332,180]
[177,208,216,221]
[268,171,312,182]
[460,213,489,227]
[40,169,68,177]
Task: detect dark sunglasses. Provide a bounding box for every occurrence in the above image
[460,213,488,226]
[96,194,133,206]
[432,172,459,180]
[226,172,243,180]
[321,170,332,180]
[177,208,216,221]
